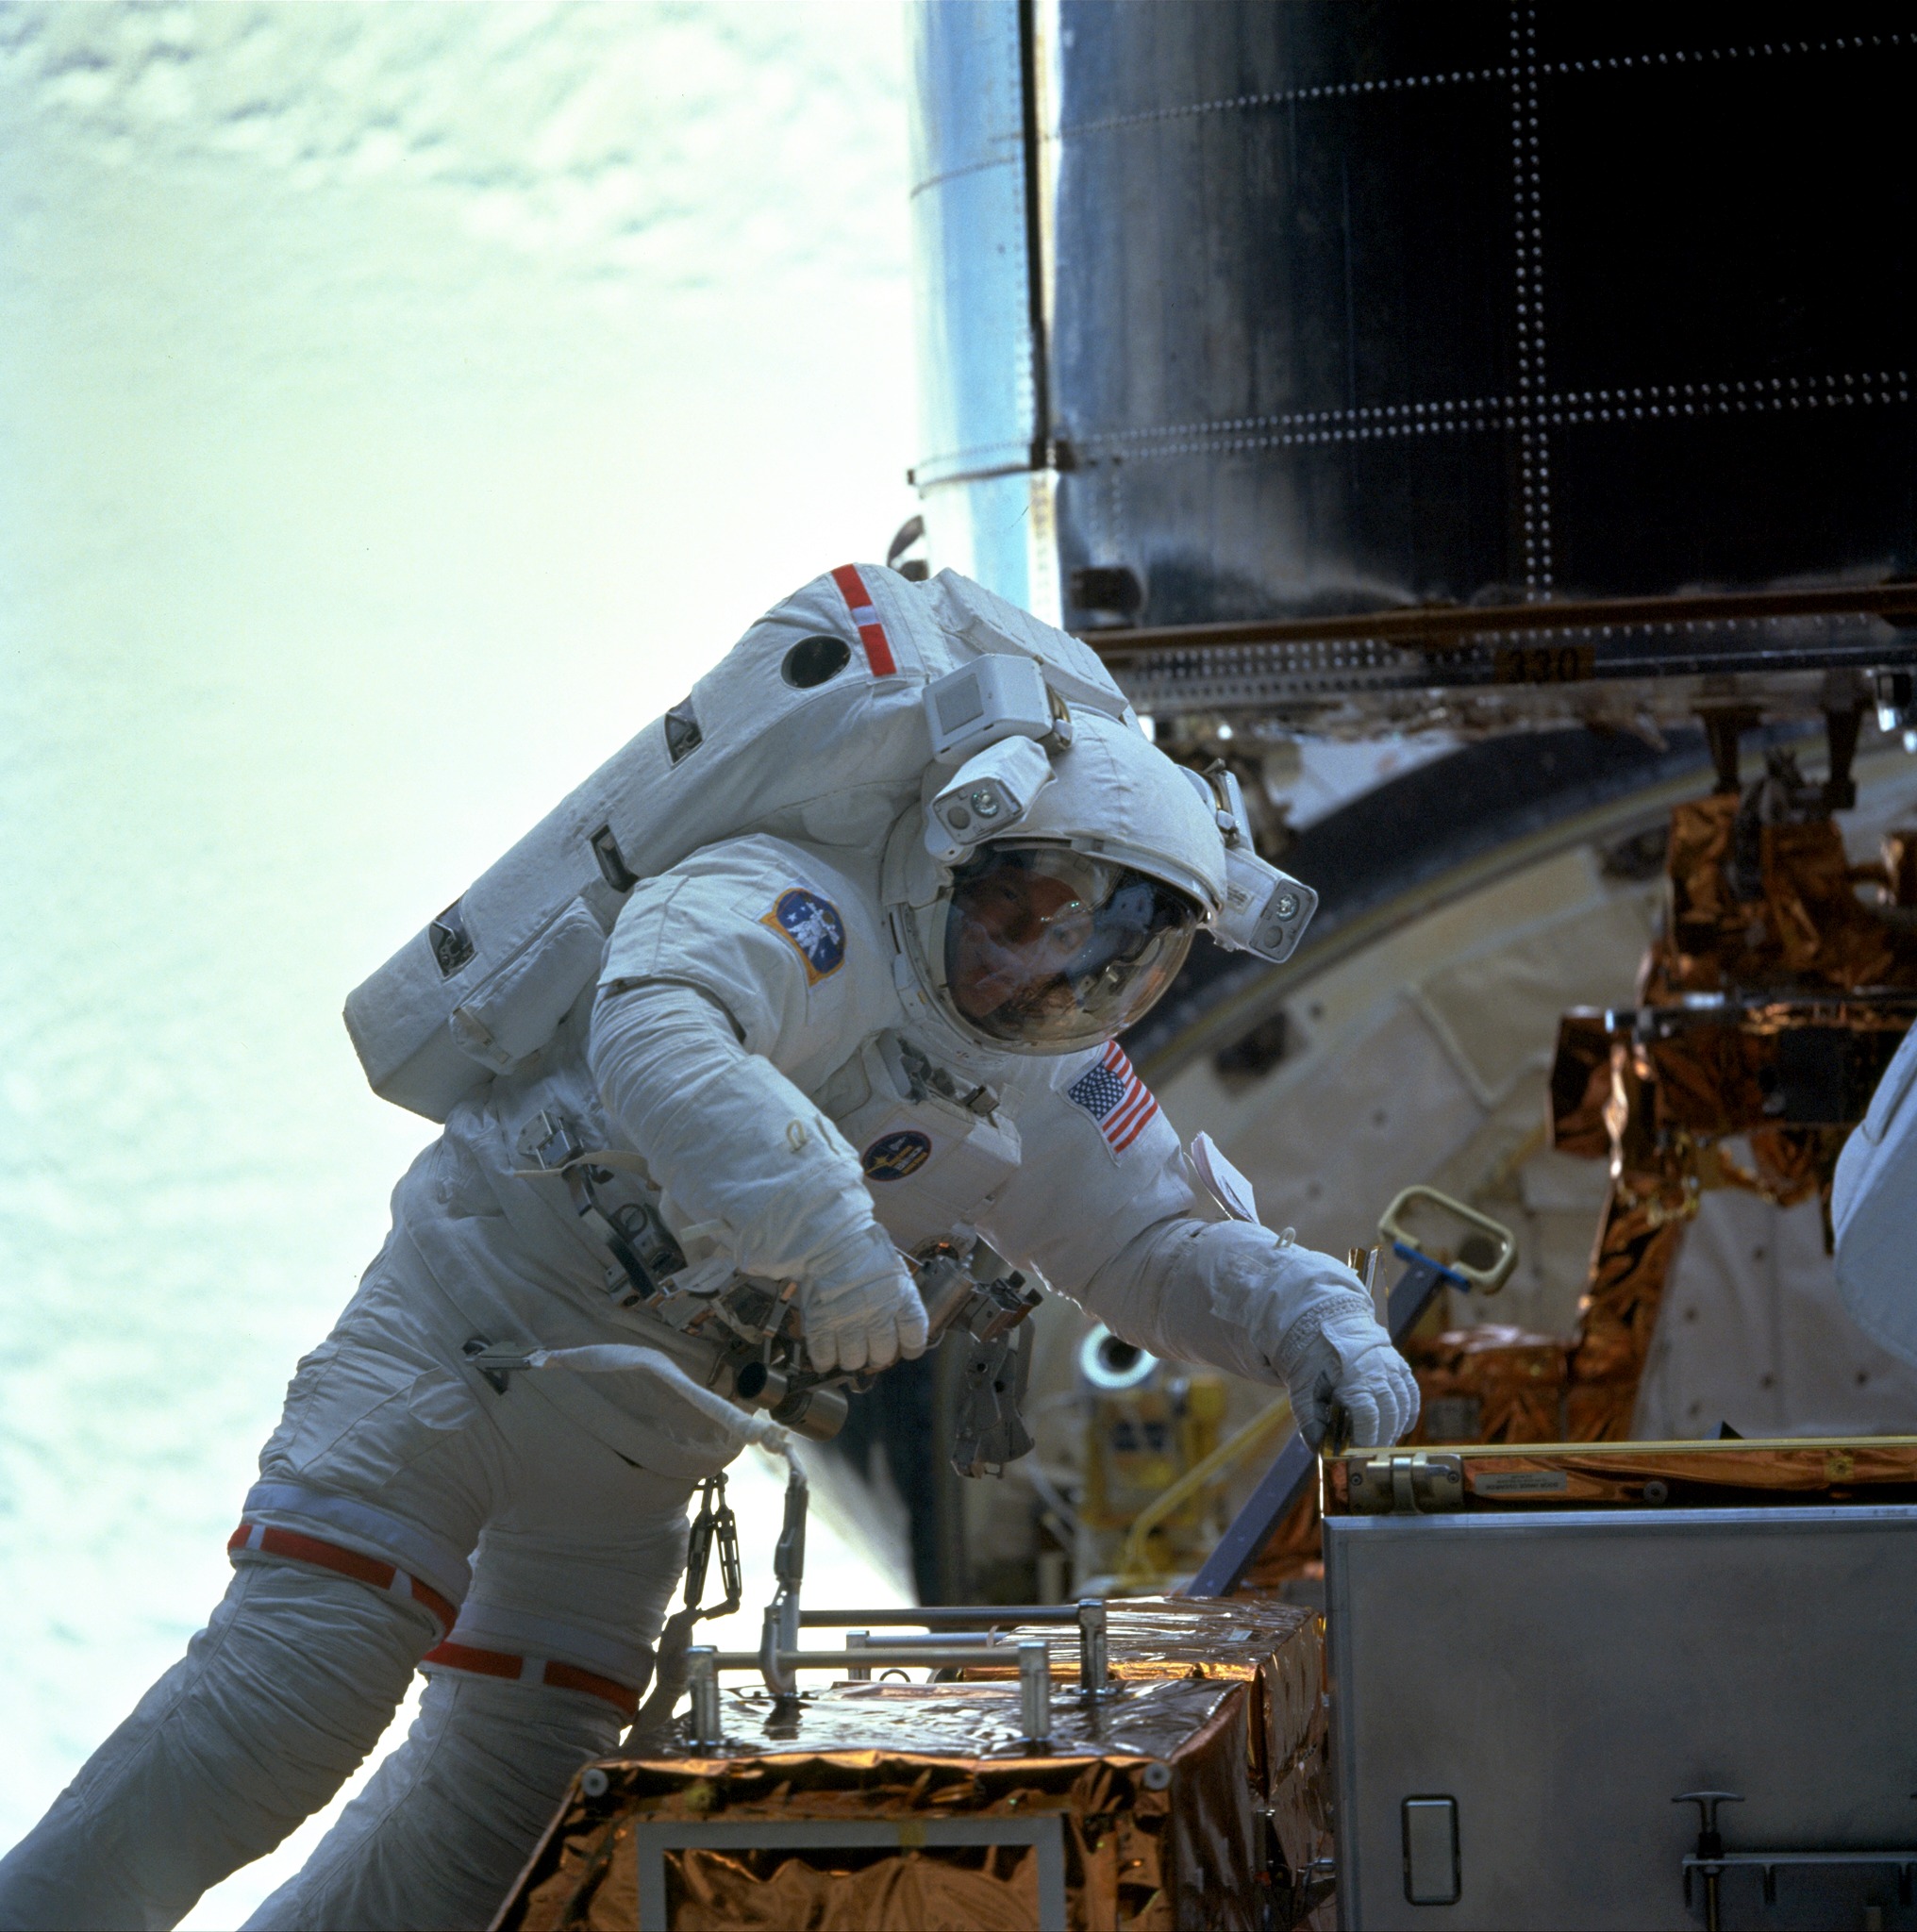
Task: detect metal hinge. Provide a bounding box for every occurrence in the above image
[1346,1450,1465,1515]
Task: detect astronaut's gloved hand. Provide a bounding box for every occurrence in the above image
[1278,1298,1420,1449]
[798,1223,929,1374]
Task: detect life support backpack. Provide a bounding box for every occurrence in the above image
[344,565,1135,1121]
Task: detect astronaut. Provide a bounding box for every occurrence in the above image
[1834,1020,1917,1366]
[0,573,1417,1932]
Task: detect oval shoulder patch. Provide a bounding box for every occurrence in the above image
[761,887,847,984]
[862,1129,932,1183]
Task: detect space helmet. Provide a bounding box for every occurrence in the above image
[886,708,1229,1057]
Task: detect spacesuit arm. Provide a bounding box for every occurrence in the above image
[591,978,865,1279]
[588,980,925,1371]
[986,1082,1417,1445]
[1080,1213,1418,1445]
[1078,1212,1360,1383]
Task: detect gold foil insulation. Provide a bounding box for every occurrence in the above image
[494,1599,1327,1932]
[1403,1324,1569,1445]
[1230,785,1917,1598]
[1529,786,1917,1441]
[1325,1436,1917,1513]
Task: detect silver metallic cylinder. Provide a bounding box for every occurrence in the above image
[1018,1641,1051,1745]
[731,1359,789,1408]
[687,1646,721,1750]
[735,1359,852,1441]
[771,1380,851,1441]
[759,1603,796,1697]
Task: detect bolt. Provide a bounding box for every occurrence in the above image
[1274,893,1300,919]
[970,789,1002,819]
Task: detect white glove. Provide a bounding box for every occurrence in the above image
[798,1223,928,1374]
[1277,1297,1420,1449]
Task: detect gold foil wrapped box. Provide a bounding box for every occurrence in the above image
[493,1600,1328,1932]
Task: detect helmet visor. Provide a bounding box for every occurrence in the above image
[941,842,1199,1049]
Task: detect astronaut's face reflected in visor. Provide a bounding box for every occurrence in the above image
[942,842,1201,1050]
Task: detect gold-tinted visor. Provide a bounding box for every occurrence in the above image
[940,843,1199,1050]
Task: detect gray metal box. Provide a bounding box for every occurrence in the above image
[1325,1505,1917,1929]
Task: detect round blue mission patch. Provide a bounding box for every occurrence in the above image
[767,888,846,981]
[861,1129,932,1183]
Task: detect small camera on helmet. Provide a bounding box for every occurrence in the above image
[925,736,1057,864]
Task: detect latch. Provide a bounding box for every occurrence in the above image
[1347,1451,1464,1515]
[512,1108,685,1309]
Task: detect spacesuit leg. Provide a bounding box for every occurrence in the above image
[0,1237,499,1932]
[0,1560,430,1932]
[242,1421,694,1931]
[238,1673,623,1932]
[2,1200,701,1932]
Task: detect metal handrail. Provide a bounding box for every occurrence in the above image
[848,1630,1004,1644]
[685,1641,1056,1749]
[704,1645,1029,1671]
[798,1605,1085,1625]
[1090,578,1917,661]
[796,1599,1109,1694]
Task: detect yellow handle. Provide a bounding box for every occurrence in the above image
[1376,1183,1519,1294]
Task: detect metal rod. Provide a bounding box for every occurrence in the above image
[1185,1431,1318,1600]
[846,1629,870,1683]
[1014,0,1051,475]
[1685,1850,1917,1869]
[799,1606,1087,1627]
[838,1631,1005,1647]
[687,1646,722,1749]
[1089,579,1917,662]
[1075,1598,1109,1693]
[707,1646,1041,1673]
[1019,1641,1051,1743]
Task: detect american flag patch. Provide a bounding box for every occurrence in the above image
[1067,1041,1159,1153]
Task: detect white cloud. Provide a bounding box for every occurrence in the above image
[1,2,909,289]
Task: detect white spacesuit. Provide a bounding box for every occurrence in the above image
[0,566,1415,1932]
[1833,1021,1917,1366]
